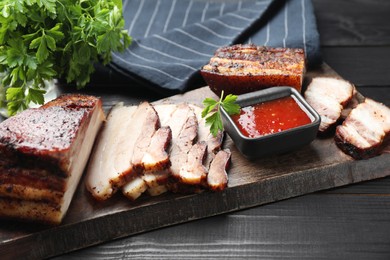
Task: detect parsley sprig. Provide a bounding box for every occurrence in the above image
[0,0,131,115]
[202,91,241,137]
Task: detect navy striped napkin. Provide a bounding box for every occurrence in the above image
[107,0,321,94]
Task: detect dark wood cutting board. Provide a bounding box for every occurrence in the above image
[1,64,389,260]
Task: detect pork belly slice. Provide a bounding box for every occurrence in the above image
[0,94,104,224]
[305,77,355,134]
[190,104,224,167]
[179,141,208,185]
[207,149,231,191]
[155,104,198,180]
[156,104,229,191]
[121,126,172,199]
[335,98,390,159]
[86,101,166,201]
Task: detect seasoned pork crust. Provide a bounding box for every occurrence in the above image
[201,44,305,95]
[0,94,104,224]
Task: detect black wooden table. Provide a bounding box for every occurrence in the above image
[51,1,390,259]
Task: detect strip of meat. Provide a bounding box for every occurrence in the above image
[121,126,172,199]
[335,98,390,159]
[0,94,104,224]
[86,101,162,200]
[207,149,231,191]
[141,126,172,172]
[305,77,355,134]
[179,141,208,185]
[155,104,198,180]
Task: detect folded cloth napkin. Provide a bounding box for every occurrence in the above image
[107,0,321,94]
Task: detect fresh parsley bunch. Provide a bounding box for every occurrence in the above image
[0,0,131,115]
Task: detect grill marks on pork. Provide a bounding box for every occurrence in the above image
[86,102,171,201]
[335,98,390,159]
[305,77,355,134]
[0,94,104,224]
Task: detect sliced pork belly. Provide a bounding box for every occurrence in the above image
[335,98,390,159]
[305,77,355,133]
[179,141,208,185]
[122,126,172,199]
[155,103,229,191]
[86,101,165,201]
[207,149,231,191]
[190,105,224,167]
[0,94,104,224]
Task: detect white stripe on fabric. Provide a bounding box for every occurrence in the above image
[238,0,242,10]
[153,35,212,57]
[182,0,193,27]
[255,0,271,5]
[210,18,243,31]
[164,0,177,33]
[144,0,160,37]
[130,40,201,62]
[219,2,225,16]
[201,2,209,23]
[226,12,255,22]
[301,0,307,53]
[264,23,270,46]
[128,0,144,35]
[112,53,184,82]
[194,23,235,40]
[173,28,221,48]
[283,1,288,47]
[124,48,198,71]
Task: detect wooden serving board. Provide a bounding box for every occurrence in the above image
[1,64,390,259]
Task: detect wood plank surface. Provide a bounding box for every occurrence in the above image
[1,63,389,259]
[51,1,390,259]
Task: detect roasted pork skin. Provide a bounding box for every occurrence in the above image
[201,44,305,95]
[0,94,104,224]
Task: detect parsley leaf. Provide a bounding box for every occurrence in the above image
[202,91,241,137]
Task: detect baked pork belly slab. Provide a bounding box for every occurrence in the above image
[0,94,104,224]
[335,98,390,159]
[86,102,172,201]
[201,44,305,95]
[305,77,355,134]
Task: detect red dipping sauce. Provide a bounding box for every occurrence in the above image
[231,96,312,138]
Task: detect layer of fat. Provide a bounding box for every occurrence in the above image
[86,104,137,200]
[0,184,63,204]
[305,92,342,132]
[347,104,385,145]
[307,77,354,105]
[122,176,147,201]
[60,104,105,222]
[364,98,390,133]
